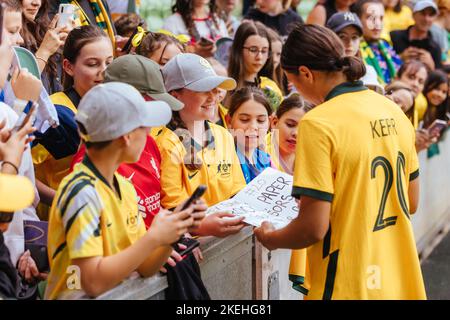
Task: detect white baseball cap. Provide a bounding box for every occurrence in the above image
[75,82,172,142]
[162,53,236,93]
[413,0,439,14]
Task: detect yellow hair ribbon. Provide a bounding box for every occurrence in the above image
[132,26,147,48]
[156,29,191,44]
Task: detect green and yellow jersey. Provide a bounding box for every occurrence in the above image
[155,121,246,208]
[45,156,146,299]
[292,81,425,300]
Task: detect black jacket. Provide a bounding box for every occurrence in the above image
[390,27,443,69]
[244,8,303,37]
[0,232,37,300]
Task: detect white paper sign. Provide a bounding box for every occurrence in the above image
[207,168,299,229]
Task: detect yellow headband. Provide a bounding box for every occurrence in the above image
[156,29,191,44]
[131,27,191,49]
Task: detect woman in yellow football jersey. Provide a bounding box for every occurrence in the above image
[158,53,247,238]
[255,24,425,299]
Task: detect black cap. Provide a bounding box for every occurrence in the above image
[326,12,363,35]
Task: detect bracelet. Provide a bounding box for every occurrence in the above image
[1,161,19,174]
[35,56,48,64]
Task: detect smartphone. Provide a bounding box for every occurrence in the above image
[26,244,50,272]
[57,4,75,28]
[199,37,214,46]
[177,237,200,257]
[427,119,448,138]
[181,185,207,211]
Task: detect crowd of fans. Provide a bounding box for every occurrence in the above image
[0,0,448,300]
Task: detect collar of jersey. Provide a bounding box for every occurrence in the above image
[82,155,122,200]
[324,80,367,102]
[168,121,216,152]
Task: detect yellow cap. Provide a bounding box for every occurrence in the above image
[0,174,34,212]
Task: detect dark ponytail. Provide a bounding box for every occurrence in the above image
[340,56,366,82]
[281,24,366,82]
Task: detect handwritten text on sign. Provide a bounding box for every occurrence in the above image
[207,168,300,229]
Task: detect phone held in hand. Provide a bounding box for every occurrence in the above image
[427,119,447,138]
[57,4,75,28]
[177,237,200,257]
[181,185,207,211]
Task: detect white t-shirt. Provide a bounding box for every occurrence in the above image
[0,102,40,266]
[106,0,136,14]
[162,13,229,42]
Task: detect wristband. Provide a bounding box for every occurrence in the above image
[1,161,19,174]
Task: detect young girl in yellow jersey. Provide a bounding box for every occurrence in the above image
[226,21,283,110]
[396,60,428,125]
[158,53,247,238]
[32,26,113,217]
[255,24,426,300]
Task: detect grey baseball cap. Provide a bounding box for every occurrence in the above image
[75,82,172,142]
[104,55,184,111]
[413,0,439,13]
[162,53,236,92]
[326,12,363,35]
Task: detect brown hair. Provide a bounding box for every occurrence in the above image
[266,27,288,95]
[0,0,21,11]
[397,59,428,79]
[135,32,185,59]
[19,0,61,93]
[276,93,313,118]
[172,0,220,41]
[385,80,416,120]
[281,24,366,82]
[62,25,109,90]
[114,13,147,38]
[228,87,273,119]
[77,122,112,149]
[228,21,274,90]
[354,0,383,17]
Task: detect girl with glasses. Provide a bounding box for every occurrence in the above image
[226,20,283,110]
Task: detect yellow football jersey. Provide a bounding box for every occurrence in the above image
[45,156,146,299]
[265,132,310,295]
[156,121,246,208]
[292,81,425,300]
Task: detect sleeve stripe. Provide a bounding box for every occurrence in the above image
[64,203,88,235]
[56,172,92,207]
[409,169,419,181]
[51,242,67,260]
[60,179,94,218]
[292,186,334,202]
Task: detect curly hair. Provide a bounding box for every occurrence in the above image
[19,0,61,93]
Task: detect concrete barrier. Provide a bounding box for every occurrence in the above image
[412,130,450,258]
[87,226,253,300]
